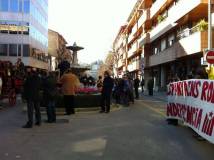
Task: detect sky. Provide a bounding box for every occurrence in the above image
[48,0,137,64]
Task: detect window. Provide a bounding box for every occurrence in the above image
[154,47,159,54]
[0,0,9,11]
[161,39,166,51]
[9,44,17,56]
[23,44,29,57]
[0,21,8,33]
[10,0,18,12]
[168,34,175,47]
[0,44,8,56]
[23,0,29,13]
[18,44,21,56]
[18,0,22,12]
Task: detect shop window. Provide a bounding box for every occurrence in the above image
[0,44,8,56]
[0,22,8,33]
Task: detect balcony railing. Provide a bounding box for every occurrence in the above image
[138,9,150,27]
[150,0,167,18]
[177,26,199,40]
[128,45,137,58]
[148,30,207,67]
[128,60,140,72]
[139,32,150,46]
[150,0,203,42]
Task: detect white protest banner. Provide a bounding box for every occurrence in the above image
[167,79,214,143]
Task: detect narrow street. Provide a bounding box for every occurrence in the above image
[0,95,214,160]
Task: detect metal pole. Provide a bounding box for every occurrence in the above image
[208,0,212,50]
[208,0,213,72]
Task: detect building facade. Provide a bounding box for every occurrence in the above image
[48,29,72,71]
[113,0,212,91]
[113,25,127,78]
[0,0,49,69]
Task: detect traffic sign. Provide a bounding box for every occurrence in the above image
[206,50,214,64]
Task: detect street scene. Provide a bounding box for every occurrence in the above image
[0,94,214,160]
[1,0,214,159]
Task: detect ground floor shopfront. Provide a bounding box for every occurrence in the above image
[144,53,207,91]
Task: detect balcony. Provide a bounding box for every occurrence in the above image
[148,30,208,67]
[150,0,205,42]
[128,45,137,58]
[118,59,123,68]
[139,33,150,47]
[127,60,140,72]
[150,0,167,18]
[138,9,150,27]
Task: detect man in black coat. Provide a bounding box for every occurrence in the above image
[22,68,41,128]
[134,77,140,99]
[100,71,114,113]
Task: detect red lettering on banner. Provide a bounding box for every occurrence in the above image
[202,112,214,136]
[201,81,214,104]
[201,81,209,101]
[184,81,188,96]
[207,82,214,102]
[167,103,203,130]
[195,109,202,129]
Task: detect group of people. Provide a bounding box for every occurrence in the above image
[97,73,145,109]
[22,68,80,128]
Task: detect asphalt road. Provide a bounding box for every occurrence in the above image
[0,96,214,160]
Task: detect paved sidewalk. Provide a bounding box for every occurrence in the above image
[140,91,167,102]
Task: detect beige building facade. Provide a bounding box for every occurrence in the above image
[48,29,72,71]
[113,0,212,90]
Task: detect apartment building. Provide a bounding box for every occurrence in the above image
[0,0,49,69]
[113,25,127,78]
[113,0,212,90]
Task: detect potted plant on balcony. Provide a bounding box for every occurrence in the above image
[157,15,165,23]
[197,19,208,32]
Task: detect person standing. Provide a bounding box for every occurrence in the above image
[134,77,140,99]
[148,78,154,96]
[128,77,134,104]
[100,71,114,113]
[60,69,80,115]
[22,68,41,128]
[206,66,214,80]
[96,76,103,91]
[43,72,57,123]
[141,78,145,93]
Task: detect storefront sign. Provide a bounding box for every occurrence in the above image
[167,80,214,143]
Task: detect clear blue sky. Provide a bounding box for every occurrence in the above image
[48,0,137,64]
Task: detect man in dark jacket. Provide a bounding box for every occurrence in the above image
[43,72,57,123]
[100,71,114,113]
[22,68,41,128]
[134,77,140,99]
